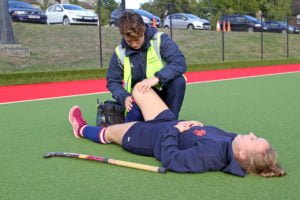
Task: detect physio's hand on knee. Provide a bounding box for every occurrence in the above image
[125,96,134,112]
[136,77,159,93]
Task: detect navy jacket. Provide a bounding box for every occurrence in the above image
[153,125,246,177]
[106,25,187,105]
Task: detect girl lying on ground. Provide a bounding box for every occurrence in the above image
[68,81,286,177]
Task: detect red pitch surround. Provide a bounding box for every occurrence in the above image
[1,64,300,104]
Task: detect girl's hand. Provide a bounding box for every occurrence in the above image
[187,120,204,127]
[174,121,204,133]
[125,96,134,112]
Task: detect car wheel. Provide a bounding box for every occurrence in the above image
[110,23,116,27]
[164,25,169,29]
[248,27,254,32]
[63,17,70,25]
[187,24,194,30]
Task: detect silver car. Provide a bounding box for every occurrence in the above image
[46,4,98,25]
[163,13,210,30]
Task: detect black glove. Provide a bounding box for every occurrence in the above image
[96,99,125,126]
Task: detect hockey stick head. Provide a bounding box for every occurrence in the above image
[43,152,60,158]
[43,152,53,158]
[43,152,79,159]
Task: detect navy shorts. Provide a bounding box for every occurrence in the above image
[122,109,177,156]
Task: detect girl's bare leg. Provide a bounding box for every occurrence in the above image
[105,122,137,145]
[132,83,169,121]
[106,82,169,144]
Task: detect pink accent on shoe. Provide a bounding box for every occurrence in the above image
[68,106,87,138]
[79,125,87,137]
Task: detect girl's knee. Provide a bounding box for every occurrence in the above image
[132,83,143,100]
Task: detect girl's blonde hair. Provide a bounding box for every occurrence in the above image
[238,146,286,177]
[119,12,145,40]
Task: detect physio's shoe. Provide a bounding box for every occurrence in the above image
[68,105,87,138]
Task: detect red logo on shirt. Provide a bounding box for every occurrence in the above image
[193,129,206,136]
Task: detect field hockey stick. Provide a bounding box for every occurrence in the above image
[44,152,167,174]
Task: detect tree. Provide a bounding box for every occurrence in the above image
[259,0,292,19]
[0,0,15,44]
[141,0,189,19]
[95,0,119,25]
[69,0,80,5]
[40,0,51,10]
[139,0,293,24]
[141,0,170,19]
[101,0,119,12]
[206,0,259,15]
[291,0,300,15]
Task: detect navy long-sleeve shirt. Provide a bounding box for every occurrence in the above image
[153,126,246,177]
[121,111,246,177]
[106,25,186,105]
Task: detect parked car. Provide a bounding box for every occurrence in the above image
[109,9,161,27]
[46,4,98,25]
[163,13,210,30]
[8,0,47,24]
[220,14,262,32]
[263,21,299,34]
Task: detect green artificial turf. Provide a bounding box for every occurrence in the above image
[0,72,299,200]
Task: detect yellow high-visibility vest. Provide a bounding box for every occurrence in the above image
[115,32,164,93]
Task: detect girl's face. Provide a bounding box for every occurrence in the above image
[124,34,145,50]
[233,132,270,156]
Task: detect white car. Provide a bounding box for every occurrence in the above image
[163,13,210,30]
[46,4,98,25]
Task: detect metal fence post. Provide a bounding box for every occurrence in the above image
[121,0,125,10]
[0,0,16,44]
[286,16,289,58]
[98,0,103,68]
[221,11,225,62]
[260,15,263,60]
[167,3,173,40]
